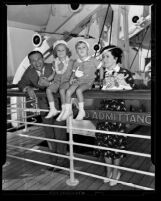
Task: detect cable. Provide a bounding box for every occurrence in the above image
[37,31,95,39]
[109,10,113,45]
[98,5,110,46]
[94,5,111,57]
[129,26,150,70]
[146,39,151,58]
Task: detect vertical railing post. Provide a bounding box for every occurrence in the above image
[66,113,79,186]
[22,97,28,132]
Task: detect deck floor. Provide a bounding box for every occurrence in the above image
[3,125,155,191]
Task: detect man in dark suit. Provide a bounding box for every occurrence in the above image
[18,51,69,171]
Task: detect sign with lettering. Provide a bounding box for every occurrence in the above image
[84,110,151,126]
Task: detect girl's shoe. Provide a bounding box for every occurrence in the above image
[103,172,112,183]
[45,109,60,119]
[109,171,121,186]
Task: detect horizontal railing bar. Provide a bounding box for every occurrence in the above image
[8,133,70,145]
[7,132,151,157]
[7,154,154,190]
[73,169,154,190]
[7,119,151,139]
[7,144,154,176]
[7,144,69,159]
[73,141,151,157]
[7,154,69,171]
[73,156,154,176]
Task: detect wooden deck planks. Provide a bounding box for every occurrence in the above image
[3,126,154,191]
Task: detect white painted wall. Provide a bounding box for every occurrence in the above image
[7,26,34,77]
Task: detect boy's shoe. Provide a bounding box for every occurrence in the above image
[56,110,65,121]
[75,110,85,120]
[61,104,72,121]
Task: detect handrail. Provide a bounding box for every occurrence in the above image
[7,88,151,100]
[6,88,153,190]
[7,84,18,89]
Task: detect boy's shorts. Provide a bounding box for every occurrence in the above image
[47,81,60,93]
[59,82,70,90]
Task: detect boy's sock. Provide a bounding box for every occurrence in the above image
[75,102,85,120]
[61,103,72,121]
[56,104,66,121]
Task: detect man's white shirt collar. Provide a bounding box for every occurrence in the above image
[36,67,45,77]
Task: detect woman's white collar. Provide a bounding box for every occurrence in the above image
[113,64,120,72]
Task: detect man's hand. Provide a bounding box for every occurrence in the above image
[38,77,50,87]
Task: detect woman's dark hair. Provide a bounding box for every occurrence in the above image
[100,45,123,64]
[53,44,72,58]
[28,51,43,60]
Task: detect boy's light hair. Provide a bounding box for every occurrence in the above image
[75,40,90,49]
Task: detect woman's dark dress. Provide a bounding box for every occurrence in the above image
[95,66,135,159]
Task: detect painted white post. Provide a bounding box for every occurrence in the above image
[121,5,130,69]
[66,113,79,186]
[22,97,28,132]
[111,5,121,46]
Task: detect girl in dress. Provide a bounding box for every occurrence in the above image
[44,40,75,120]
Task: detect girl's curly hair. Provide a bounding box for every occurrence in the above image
[53,44,72,58]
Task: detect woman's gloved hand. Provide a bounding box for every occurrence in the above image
[75,69,84,78]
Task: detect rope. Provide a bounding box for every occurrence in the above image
[129,26,150,70]
[94,4,110,56]
[109,10,113,45]
[146,40,151,58]
[98,5,110,45]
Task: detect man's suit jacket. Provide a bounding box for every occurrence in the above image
[18,63,53,91]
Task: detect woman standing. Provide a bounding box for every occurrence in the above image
[95,45,135,186]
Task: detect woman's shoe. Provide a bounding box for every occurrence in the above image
[109,171,121,186]
[103,172,112,183]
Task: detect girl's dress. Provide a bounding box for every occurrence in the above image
[95,65,135,159]
[48,57,75,92]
